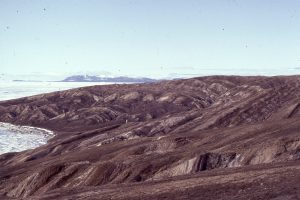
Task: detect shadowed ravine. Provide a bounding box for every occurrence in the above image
[0,76,300,199]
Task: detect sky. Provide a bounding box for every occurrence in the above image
[1,0,300,79]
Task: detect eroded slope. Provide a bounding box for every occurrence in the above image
[1,76,300,199]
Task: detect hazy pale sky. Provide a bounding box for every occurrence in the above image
[1,0,300,78]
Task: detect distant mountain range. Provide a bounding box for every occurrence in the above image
[7,74,158,83]
[60,75,157,83]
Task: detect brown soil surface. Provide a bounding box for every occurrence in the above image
[1,76,300,199]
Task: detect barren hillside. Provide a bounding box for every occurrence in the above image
[0,76,300,199]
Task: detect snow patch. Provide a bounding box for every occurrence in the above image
[0,122,54,155]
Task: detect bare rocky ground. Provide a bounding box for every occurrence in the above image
[0,76,300,199]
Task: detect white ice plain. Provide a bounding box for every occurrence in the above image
[0,122,53,155]
[0,81,120,101]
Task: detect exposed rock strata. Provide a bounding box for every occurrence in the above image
[1,76,300,199]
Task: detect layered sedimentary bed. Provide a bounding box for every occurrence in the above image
[0,76,300,199]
